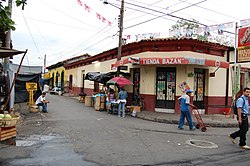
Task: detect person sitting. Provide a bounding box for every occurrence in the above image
[35,92,49,113]
[106,89,116,113]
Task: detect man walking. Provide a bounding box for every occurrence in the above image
[178,89,196,130]
[229,87,250,150]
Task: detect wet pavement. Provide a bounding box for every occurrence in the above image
[2,134,97,166]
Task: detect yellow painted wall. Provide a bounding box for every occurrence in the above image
[48,66,66,88]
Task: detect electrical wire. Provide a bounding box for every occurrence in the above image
[48,0,172,61]
[40,0,97,29]
[65,0,168,58]
[122,0,207,29]
[178,0,241,20]
[21,11,38,70]
[120,0,236,34]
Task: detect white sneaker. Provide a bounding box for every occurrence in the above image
[228,136,236,144]
[240,145,250,150]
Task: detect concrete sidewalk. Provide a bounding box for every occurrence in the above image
[136,111,239,128]
[65,94,239,128]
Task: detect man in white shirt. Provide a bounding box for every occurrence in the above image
[35,92,49,113]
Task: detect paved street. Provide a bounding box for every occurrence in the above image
[1,94,250,166]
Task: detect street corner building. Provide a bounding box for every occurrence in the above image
[50,38,250,114]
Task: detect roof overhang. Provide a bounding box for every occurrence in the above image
[111,57,229,69]
[0,47,26,58]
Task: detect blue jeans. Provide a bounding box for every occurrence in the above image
[118,102,126,117]
[178,110,194,129]
[37,103,47,112]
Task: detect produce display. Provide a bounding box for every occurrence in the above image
[0,114,19,127]
[0,114,12,119]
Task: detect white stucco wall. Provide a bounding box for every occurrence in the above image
[66,50,230,97]
[229,50,250,95]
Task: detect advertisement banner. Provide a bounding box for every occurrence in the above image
[238,27,250,47]
[238,27,250,62]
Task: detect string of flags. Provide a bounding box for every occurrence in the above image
[124,32,161,41]
[77,0,112,26]
[169,22,234,37]
[169,19,250,38]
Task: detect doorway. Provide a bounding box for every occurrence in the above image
[133,68,140,102]
[156,67,176,109]
[193,68,205,109]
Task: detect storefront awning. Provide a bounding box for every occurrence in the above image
[0,47,26,58]
[111,57,229,69]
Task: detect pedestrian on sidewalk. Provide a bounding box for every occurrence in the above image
[35,92,49,113]
[178,89,196,130]
[229,87,250,150]
[118,87,128,118]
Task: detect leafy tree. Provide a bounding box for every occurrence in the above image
[169,19,234,46]
[0,0,27,47]
[0,3,15,32]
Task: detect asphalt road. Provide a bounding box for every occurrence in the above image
[1,94,250,166]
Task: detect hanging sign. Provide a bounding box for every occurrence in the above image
[238,26,250,62]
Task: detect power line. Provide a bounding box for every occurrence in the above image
[17,16,98,31]
[56,0,192,59]
[21,11,33,70]
[178,0,240,21]
[66,0,169,59]
[123,0,207,29]
[40,0,97,29]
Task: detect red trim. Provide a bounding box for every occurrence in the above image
[112,57,229,69]
[65,38,230,69]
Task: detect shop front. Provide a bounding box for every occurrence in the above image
[112,56,230,114]
[63,38,232,114]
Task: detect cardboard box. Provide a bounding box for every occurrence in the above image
[85,96,92,107]
[95,96,101,104]
[130,106,141,113]
[100,103,105,109]
[100,96,105,102]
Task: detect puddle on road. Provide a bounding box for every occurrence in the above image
[1,134,59,147]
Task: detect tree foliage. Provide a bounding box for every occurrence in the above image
[0,0,27,47]
[0,3,15,32]
[169,19,234,46]
[0,0,27,32]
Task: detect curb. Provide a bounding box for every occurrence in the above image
[136,114,239,128]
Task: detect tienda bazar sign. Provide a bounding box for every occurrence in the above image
[140,57,185,65]
[111,57,229,69]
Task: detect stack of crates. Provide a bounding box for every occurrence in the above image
[95,95,105,111]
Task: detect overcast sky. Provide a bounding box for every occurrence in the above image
[3,0,250,67]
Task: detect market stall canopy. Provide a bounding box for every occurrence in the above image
[85,72,130,85]
[0,47,26,58]
[107,76,133,88]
